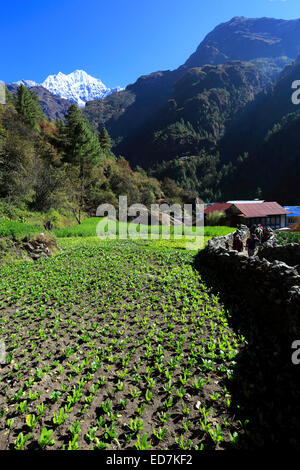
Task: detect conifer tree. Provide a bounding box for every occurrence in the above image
[64,104,103,222]
[15,84,43,128]
[4,87,14,105]
[99,126,112,151]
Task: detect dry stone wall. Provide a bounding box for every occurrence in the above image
[258,243,300,267]
[196,226,300,341]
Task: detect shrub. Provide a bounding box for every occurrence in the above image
[205,211,227,226]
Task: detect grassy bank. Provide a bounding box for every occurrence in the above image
[0,220,41,239]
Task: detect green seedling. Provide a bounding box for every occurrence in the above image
[85,426,98,443]
[130,387,141,398]
[101,399,112,414]
[229,431,239,446]
[16,400,27,414]
[50,391,62,403]
[128,418,144,434]
[153,427,167,441]
[137,403,147,416]
[163,396,173,409]
[175,435,193,450]
[157,411,171,423]
[26,413,37,429]
[135,433,151,450]
[69,420,81,436]
[120,398,128,409]
[193,377,206,390]
[208,424,223,444]
[53,408,68,426]
[7,418,14,428]
[91,438,109,450]
[39,428,55,448]
[145,389,153,402]
[36,403,46,417]
[104,422,117,441]
[14,432,31,450]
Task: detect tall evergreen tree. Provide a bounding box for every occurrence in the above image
[15,84,43,128]
[64,104,103,222]
[4,87,14,105]
[99,126,112,151]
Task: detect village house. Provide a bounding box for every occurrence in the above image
[205,201,288,229]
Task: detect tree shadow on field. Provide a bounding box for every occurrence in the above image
[193,255,300,450]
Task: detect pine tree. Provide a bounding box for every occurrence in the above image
[99,126,112,151]
[4,87,14,105]
[64,104,103,223]
[15,84,43,128]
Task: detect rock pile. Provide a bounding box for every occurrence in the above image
[22,233,61,261]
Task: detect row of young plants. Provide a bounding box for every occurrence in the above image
[0,238,247,449]
[53,217,234,239]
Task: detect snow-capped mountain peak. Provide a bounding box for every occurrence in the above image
[42,70,123,107]
[12,79,38,88]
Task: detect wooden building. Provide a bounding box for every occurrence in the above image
[205,201,288,229]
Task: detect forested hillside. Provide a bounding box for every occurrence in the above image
[0,85,196,224]
[219,55,300,203]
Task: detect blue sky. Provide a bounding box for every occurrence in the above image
[0,0,299,88]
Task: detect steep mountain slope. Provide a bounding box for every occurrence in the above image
[131,61,267,165]
[84,16,299,165]
[183,16,300,69]
[31,86,73,121]
[218,56,300,203]
[7,84,72,121]
[220,54,300,161]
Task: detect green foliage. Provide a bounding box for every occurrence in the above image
[15,84,44,128]
[99,126,112,151]
[277,232,300,245]
[63,104,103,166]
[150,151,229,202]
[152,119,209,160]
[0,219,41,238]
[0,99,164,223]
[5,87,14,106]
[205,210,227,226]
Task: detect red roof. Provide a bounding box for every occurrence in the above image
[204,203,232,214]
[233,202,288,218]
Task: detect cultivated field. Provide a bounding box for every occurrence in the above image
[0,233,249,450]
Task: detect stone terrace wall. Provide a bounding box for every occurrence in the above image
[258,242,300,268]
[196,228,300,341]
